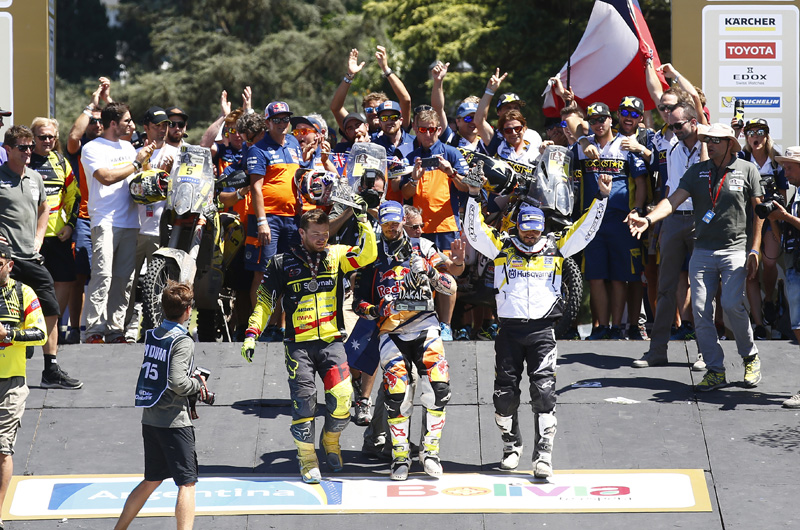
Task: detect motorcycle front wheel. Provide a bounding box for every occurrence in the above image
[142,256,180,329]
[555,256,583,339]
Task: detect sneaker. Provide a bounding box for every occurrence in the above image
[476,325,497,341]
[440,322,453,342]
[692,353,706,372]
[454,327,471,341]
[627,324,648,341]
[533,456,553,478]
[607,326,625,340]
[353,397,372,426]
[500,443,523,470]
[320,430,344,472]
[753,325,768,340]
[782,391,800,409]
[421,452,443,478]
[696,370,727,392]
[63,329,80,345]
[585,325,610,340]
[85,334,104,344]
[632,352,668,368]
[390,457,410,481]
[41,368,83,390]
[742,354,762,387]
[670,322,696,341]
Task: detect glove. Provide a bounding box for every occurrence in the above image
[241,336,256,363]
[377,298,397,317]
[410,252,432,277]
[352,194,368,222]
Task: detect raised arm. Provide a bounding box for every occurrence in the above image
[67,79,107,155]
[431,61,450,131]
[200,90,232,150]
[475,69,507,145]
[659,63,707,125]
[376,46,412,130]
[330,48,365,131]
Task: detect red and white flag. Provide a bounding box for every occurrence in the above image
[542,0,668,117]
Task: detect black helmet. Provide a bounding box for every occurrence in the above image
[462,151,518,195]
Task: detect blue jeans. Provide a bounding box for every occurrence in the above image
[689,248,757,374]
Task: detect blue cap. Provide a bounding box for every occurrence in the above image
[378,201,404,224]
[376,101,402,115]
[265,101,293,118]
[517,204,545,232]
[457,102,478,118]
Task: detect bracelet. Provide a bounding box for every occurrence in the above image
[750,249,760,256]
[382,69,393,78]
[452,261,464,267]
[673,74,681,83]
[85,104,95,112]
[246,108,255,115]
[257,216,267,221]
[577,135,589,144]
[484,88,495,96]
[644,215,652,228]
[236,189,244,201]
[342,76,352,84]
[83,109,93,118]
[257,220,268,227]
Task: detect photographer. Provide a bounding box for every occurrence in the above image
[115,281,207,530]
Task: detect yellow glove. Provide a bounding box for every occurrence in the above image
[241,336,256,363]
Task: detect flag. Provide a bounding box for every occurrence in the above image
[542,0,668,117]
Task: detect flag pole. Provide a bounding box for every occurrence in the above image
[566,0,572,91]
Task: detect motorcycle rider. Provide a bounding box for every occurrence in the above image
[463,172,612,478]
[240,207,377,483]
[351,201,456,481]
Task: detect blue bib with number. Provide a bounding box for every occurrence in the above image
[134,325,191,408]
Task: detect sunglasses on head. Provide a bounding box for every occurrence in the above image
[14,144,34,152]
[223,128,238,137]
[414,105,433,114]
[619,109,641,118]
[269,116,291,124]
[702,136,724,144]
[417,126,438,134]
[657,103,678,112]
[745,128,768,138]
[587,116,608,125]
[503,125,523,134]
[380,114,401,123]
[460,115,475,123]
[169,121,186,128]
[669,120,688,131]
[37,134,55,141]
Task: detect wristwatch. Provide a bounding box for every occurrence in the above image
[132,160,142,171]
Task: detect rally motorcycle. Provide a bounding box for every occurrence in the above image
[461,145,583,339]
[130,145,248,341]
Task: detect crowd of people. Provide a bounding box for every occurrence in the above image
[3,45,800,522]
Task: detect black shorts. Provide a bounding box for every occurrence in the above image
[142,424,198,486]
[40,237,77,282]
[10,258,60,317]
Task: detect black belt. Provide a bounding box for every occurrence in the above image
[675,210,694,216]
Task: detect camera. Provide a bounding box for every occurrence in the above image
[192,366,215,405]
[754,175,785,219]
[131,131,147,150]
[420,157,439,169]
[358,168,383,208]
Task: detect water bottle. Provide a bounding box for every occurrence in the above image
[734,99,745,129]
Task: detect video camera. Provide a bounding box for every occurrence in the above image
[755,175,786,219]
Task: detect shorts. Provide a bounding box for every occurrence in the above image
[40,236,76,282]
[73,217,92,277]
[582,210,643,282]
[244,214,299,273]
[0,377,28,455]
[421,231,458,253]
[10,257,60,317]
[142,424,198,486]
[784,267,800,330]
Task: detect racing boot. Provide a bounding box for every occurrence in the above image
[388,416,411,481]
[532,412,557,479]
[294,440,321,484]
[320,429,344,472]
[495,412,524,470]
[419,409,445,478]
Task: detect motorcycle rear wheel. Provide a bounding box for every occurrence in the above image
[555,256,583,339]
[142,256,180,329]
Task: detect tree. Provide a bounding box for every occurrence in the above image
[56,0,119,82]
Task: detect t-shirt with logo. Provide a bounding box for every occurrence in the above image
[246,134,307,217]
[81,137,139,229]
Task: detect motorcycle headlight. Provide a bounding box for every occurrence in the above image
[173,182,194,215]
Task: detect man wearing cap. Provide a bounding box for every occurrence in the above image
[0,106,12,165]
[464,170,611,478]
[0,238,48,526]
[1,125,82,389]
[573,101,648,340]
[291,114,336,174]
[164,106,189,149]
[762,147,800,407]
[351,201,456,481]
[371,100,415,202]
[431,62,487,153]
[629,123,764,392]
[331,112,368,177]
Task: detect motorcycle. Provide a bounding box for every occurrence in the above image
[131,145,248,341]
[461,145,583,339]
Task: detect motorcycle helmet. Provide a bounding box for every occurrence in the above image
[463,151,518,196]
[129,168,170,205]
[296,168,337,206]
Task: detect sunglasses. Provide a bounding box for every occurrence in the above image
[587,116,608,125]
[417,126,438,134]
[503,125,523,134]
[269,116,291,124]
[363,106,377,114]
[669,120,689,131]
[702,137,725,144]
[460,115,475,123]
[380,114,401,123]
[169,121,186,128]
[89,117,102,124]
[407,224,424,230]
[414,105,433,114]
[745,129,768,138]
[223,128,238,137]
[619,109,641,118]
[14,144,34,152]
[37,134,55,141]
[657,103,678,112]
[292,128,315,137]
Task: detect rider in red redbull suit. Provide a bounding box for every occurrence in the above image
[464,173,611,478]
[240,208,377,484]
[351,201,456,481]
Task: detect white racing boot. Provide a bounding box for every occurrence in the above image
[532,412,557,479]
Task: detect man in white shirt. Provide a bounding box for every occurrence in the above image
[81,102,154,344]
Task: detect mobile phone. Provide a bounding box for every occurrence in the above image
[420,157,439,168]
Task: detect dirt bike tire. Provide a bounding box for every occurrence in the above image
[555,256,582,339]
[142,256,180,330]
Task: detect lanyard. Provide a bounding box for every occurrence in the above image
[708,170,728,212]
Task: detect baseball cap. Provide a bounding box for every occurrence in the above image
[586,102,611,118]
[0,107,10,117]
[517,204,545,232]
[496,93,525,111]
[290,116,321,133]
[143,106,169,125]
[376,101,402,115]
[342,112,367,128]
[265,101,293,118]
[457,102,478,118]
[0,239,11,260]
[164,106,189,121]
[378,201,404,224]
[698,122,741,152]
[744,118,769,132]
[775,146,800,165]
[618,96,645,113]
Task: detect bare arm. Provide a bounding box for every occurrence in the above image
[200,90,232,150]
[376,46,412,129]
[431,62,449,131]
[644,60,664,107]
[330,49,365,131]
[627,190,690,238]
[659,64,707,125]
[93,143,154,186]
[476,69,506,144]
[35,200,48,253]
[67,79,106,155]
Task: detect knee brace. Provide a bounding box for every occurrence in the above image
[384,388,405,418]
[430,381,451,409]
[325,376,353,419]
[493,384,520,417]
[290,418,315,444]
[529,375,557,414]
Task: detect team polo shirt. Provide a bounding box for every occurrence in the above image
[246,134,306,217]
[372,130,416,202]
[573,133,647,214]
[214,141,245,177]
[404,140,469,234]
[652,126,676,200]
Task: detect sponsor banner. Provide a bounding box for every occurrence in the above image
[720,41,780,61]
[5,471,712,519]
[720,95,782,114]
[718,66,782,88]
[720,14,781,35]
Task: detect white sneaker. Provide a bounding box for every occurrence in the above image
[692,353,706,372]
[500,443,523,470]
[783,392,800,409]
